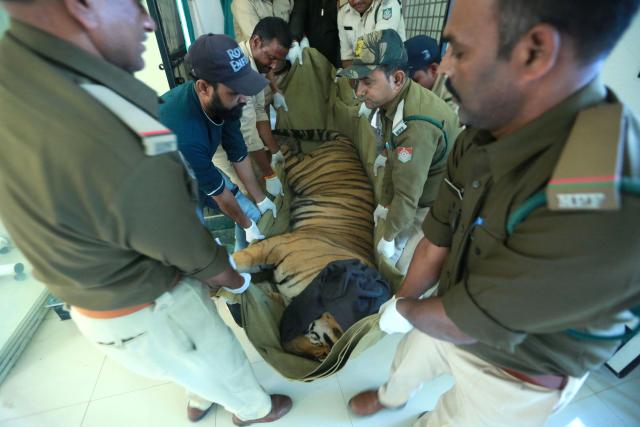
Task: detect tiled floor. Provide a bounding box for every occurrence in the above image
[0,305,638,427]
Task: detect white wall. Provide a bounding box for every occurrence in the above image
[134,33,171,95]
[602,12,640,117]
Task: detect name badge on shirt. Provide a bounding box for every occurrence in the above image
[141,131,178,156]
[392,121,408,137]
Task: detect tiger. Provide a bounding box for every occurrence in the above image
[230,131,376,359]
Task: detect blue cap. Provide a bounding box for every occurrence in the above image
[185,34,268,96]
[404,35,441,77]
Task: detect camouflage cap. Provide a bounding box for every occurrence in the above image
[337,29,408,79]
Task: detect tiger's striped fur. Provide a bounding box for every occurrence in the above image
[232,132,375,303]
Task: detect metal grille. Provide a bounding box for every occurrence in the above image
[402,0,451,43]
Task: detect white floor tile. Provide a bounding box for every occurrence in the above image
[83,383,214,427]
[0,320,104,421]
[215,360,351,427]
[91,357,168,400]
[585,365,640,394]
[545,395,625,427]
[572,382,595,403]
[597,377,640,426]
[336,334,454,427]
[0,403,87,427]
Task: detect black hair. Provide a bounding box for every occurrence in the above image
[251,16,293,49]
[495,0,640,63]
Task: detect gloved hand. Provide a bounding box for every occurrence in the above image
[270,150,285,167]
[257,196,277,218]
[286,41,303,65]
[265,175,284,196]
[299,36,310,49]
[373,154,387,177]
[358,103,372,118]
[273,91,289,112]
[379,296,413,334]
[334,68,342,83]
[223,272,252,294]
[377,237,395,259]
[243,220,265,243]
[378,295,397,314]
[373,204,388,226]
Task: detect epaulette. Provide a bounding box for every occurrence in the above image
[80,83,177,156]
[547,102,625,211]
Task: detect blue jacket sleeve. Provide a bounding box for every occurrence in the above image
[221,118,248,163]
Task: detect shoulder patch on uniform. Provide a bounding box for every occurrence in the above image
[80,83,177,156]
[396,146,413,163]
[382,7,392,20]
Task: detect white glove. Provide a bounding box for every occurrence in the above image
[378,295,397,314]
[373,204,388,226]
[286,41,303,65]
[373,154,387,177]
[257,196,277,218]
[299,36,310,49]
[265,175,284,196]
[223,272,252,294]
[270,150,285,167]
[243,220,265,243]
[273,91,289,112]
[358,103,372,118]
[377,237,395,259]
[379,296,413,334]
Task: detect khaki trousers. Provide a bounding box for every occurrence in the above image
[70,278,272,420]
[378,330,587,427]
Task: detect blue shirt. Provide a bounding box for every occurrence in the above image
[158,82,247,204]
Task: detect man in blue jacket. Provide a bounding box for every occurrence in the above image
[159,34,277,250]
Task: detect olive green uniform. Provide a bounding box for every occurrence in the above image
[376,79,640,426]
[0,21,228,310]
[378,80,460,243]
[0,21,276,420]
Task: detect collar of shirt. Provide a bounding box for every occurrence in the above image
[481,77,608,180]
[240,39,260,73]
[7,19,158,118]
[382,79,411,122]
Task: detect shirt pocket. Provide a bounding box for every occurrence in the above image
[467,224,502,269]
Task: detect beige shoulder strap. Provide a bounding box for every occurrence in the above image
[80,83,177,156]
[547,102,625,211]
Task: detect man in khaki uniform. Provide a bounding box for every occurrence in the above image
[404,35,459,115]
[338,0,406,68]
[348,1,640,426]
[338,29,460,274]
[232,0,293,42]
[0,1,292,425]
[214,17,292,198]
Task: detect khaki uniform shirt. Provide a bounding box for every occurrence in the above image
[232,0,293,42]
[423,79,640,377]
[338,0,406,61]
[239,40,269,152]
[376,80,460,241]
[0,21,228,310]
